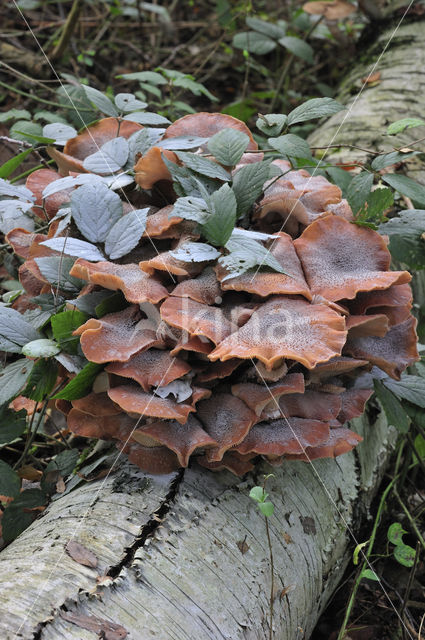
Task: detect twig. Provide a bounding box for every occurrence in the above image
[0,79,87,110]
[393,487,425,551]
[400,542,421,640]
[50,0,82,62]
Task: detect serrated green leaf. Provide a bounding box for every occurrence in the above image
[278,36,313,63]
[104,208,148,259]
[202,183,237,246]
[0,306,40,353]
[123,112,170,125]
[287,97,345,126]
[268,133,312,160]
[233,30,277,55]
[374,379,410,433]
[40,238,105,262]
[176,151,230,181]
[35,256,83,294]
[371,151,418,171]
[379,209,425,269]
[0,460,21,498]
[207,129,250,166]
[382,174,425,207]
[220,233,288,281]
[355,188,393,227]
[387,118,425,135]
[83,137,129,174]
[22,358,58,401]
[383,374,425,408]
[53,361,104,401]
[0,359,34,406]
[83,85,118,117]
[70,182,123,243]
[22,339,60,358]
[0,407,26,445]
[232,159,272,215]
[387,522,407,545]
[172,196,210,223]
[51,309,88,354]
[256,114,287,137]
[347,171,374,215]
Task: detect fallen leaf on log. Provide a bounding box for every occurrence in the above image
[65,541,98,568]
[60,611,128,639]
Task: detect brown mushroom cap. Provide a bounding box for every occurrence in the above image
[209,296,347,369]
[346,314,389,338]
[196,393,257,461]
[121,440,180,474]
[234,417,330,456]
[74,305,160,363]
[139,247,204,278]
[279,389,342,421]
[294,216,411,302]
[162,112,258,151]
[172,267,222,305]
[160,296,236,345]
[215,233,312,299]
[285,427,362,461]
[170,333,213,356]
[144,206,183,239]
[26,168,73,220]
[350,283,413,315]
[231,373,305,416]
[69,259,168,305]
[134,147,177,189]
[344,315,419,379]
[302,1,355,20]
[196,359,242,383]
[132,415,217,467]
[106,349,190,392]
[308,355,369,381]
[335,388,373,424]
[68,408,135,441]
[197,451,255,476]
[108,385,196,424]
[6,229,49,260]
[72,392,121,416]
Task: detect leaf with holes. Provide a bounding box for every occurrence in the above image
[172,195,210,223]
[115,93,147,112]
[256,114,287,137]
[170,242,221,262]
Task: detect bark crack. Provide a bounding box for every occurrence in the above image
[32,468,185,639]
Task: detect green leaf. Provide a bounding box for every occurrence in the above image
[0,460,21,498]
[95,292,128,318]
[268,133,312,160]
[68,290,111,316]
[173,77,218,102]
[83,137,129,174]
[118,71,167,85]
[0,407,26,445]
[0,306,40,353]
[278,36,313,63]
[233,31,277,55]
[371,151,418,171]
[246,16,286,40]
[35,256,83,294]
[172,196,210,223]
[53,362,104,400]
[22,358,58,401]
[379,209,425,269]
[70,182,123,243]
[22,339,60,358]
[2,488,47,543]
[326,166,353,196]
[51,309,88,354]
[256,114,287,137]
[104,208,148,260]
[203,184,237,246]
[232,159,272,215]
[41,448,80,493]
[360,569,379,581]
[123,112,170,125]
[259,501,274,517]
[170,242,221,263]
[346,171,374,215]
[158,135,209,151]
[355,188,393,227]
[382,174,425,207]
[249,486,265,502]
[374,380,410,433]
[42,123,77,145]
[207,129,250,166]
[83,85,118,117]
[175,151,230,181]
[383,374,425,408]
[394,543,416,568]
[287,98,345,126]
[413,434,425,459]
[0,109,31,123]
[0,148,33,179]
[0,359,35,406]
[0,178,33,200]
[387,522,407,546]
[114,93,147,112]
[10,120,45,143]
[40,238,104,262]
[220,233,288,281]
[387,118,425,135]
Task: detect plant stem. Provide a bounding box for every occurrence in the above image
[50,0,82,62]
[265,515,274,640]
[0,79,86,110]
[393,487,425,551]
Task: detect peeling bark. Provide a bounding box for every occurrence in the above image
[1,17,425,640]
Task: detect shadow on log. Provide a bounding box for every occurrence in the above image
[0,14,425,640]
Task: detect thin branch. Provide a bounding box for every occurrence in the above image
[50,0,82,62]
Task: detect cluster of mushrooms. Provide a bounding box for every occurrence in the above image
[6,112,418,475]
